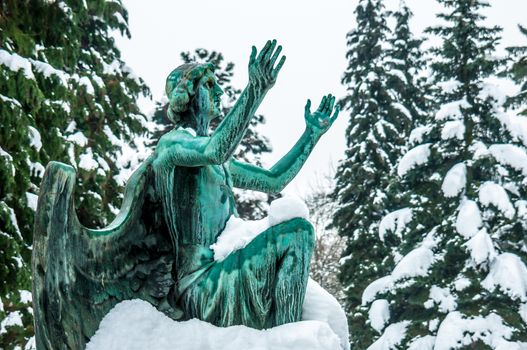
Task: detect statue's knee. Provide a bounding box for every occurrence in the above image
[283,217,315,248]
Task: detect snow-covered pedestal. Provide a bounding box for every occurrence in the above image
[87,279,349,350]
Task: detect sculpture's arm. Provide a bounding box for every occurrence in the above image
[229,95,340,193]
[210,40,286,161]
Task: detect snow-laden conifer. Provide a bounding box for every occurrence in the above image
[362,1,527,348]
[0,1,149,347]
[332,1,429,347]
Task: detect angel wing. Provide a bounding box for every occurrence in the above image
[32,158,181,349]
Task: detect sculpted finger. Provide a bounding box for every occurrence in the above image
[305,99,312,116]
[324,94,333,113]
[263,39,277,64]
[272,56,286,78]
[328,96,335,114]
[269,45,282,69]
[257,40,271,62]
[318,96,327,112]
[249,46,257,65]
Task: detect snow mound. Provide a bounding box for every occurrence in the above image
[407,335,435,350]
[464,229,497,266]
[391,246,435,281]
[482,253,527,302]
[302,279,350,350]
[435,98,470,120]
[423,286,457,313]
[478,182,515,219]
[441,120,465,140]
[362,246,435,305]
[366,321,410,350]
[268,195,310,226]
[211,195,309,261]
[409,125,432,144]
[362,276,393,305]
[435,311,526,350]
[441,163,466,197]
[489,144,527,176]
[378,208,412,242]
[210,216,268,261]
[397,143,432,177]
[455,199,482,239]
[86,300,340,350]
[368,299,390,333]
[87,279,349,350]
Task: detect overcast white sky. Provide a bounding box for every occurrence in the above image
[116,0,527,196]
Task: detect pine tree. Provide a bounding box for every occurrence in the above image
[150,49,272,220]
[507,25,527,116]
[0,0,149,347]
[332,1,429,346]
[362,1,527,348]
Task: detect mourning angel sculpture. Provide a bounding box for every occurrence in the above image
[32,40,340,349]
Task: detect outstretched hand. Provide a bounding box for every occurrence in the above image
[248,40,286,92]
[304,94,340,136]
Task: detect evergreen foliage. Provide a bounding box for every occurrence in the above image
[507,25,527,116]
[0,0,149,347]
[150,49,272,220]
[357,1,527,348]
[332,1,428,346]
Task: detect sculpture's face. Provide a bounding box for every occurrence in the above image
[196,70,224,120]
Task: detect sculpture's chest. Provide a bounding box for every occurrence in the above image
[173,164,234,245]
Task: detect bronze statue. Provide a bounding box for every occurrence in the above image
[32,40,340,349]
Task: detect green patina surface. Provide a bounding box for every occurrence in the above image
[32,40,339,349]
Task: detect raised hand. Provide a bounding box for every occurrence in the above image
[304,94,340,136]
[248,39,286,92]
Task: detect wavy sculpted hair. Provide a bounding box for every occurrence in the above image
[165,62,215,123]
